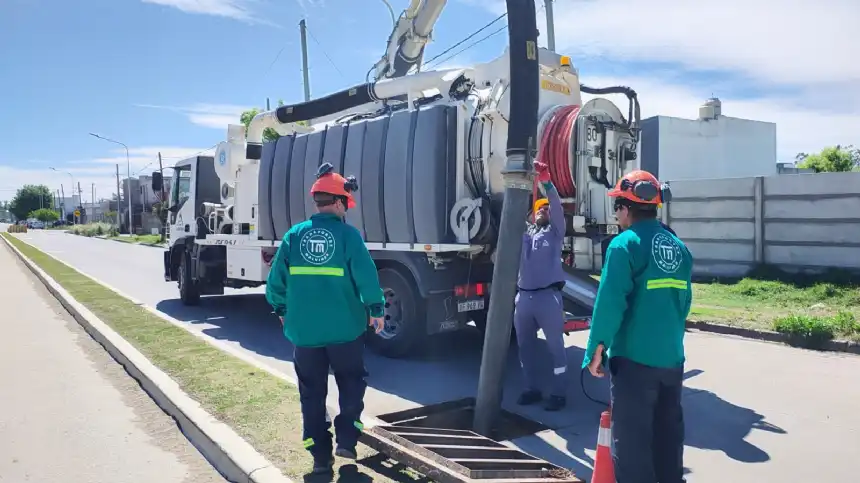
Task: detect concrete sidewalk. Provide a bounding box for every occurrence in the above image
[0,242,226,483]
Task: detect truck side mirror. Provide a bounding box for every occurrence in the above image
[152,171,163,192]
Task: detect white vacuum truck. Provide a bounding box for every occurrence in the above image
[156,0,641,358]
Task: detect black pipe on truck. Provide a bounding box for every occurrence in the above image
[473,0,539,436]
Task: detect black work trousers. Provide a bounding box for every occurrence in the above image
[293,334,368,458]
[609,356,686,483]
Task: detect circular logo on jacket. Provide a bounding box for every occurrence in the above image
[299,228,336,265]
[651,232,682,273]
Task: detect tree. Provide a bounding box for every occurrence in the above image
[240,99,309,143]
[9,185,53,221]
[28,208,60,223]
[795,145,859,173]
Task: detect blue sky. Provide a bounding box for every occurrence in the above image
[1,0,857,202]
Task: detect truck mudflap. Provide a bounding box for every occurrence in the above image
[163,250,172,281]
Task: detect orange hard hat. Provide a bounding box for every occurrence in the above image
[534,198,549,213]
[608,170,664,205]
[310,163,357,209]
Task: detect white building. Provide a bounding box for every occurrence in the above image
[639,98,778,181]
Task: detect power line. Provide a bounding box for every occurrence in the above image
[425,24,508,69]
[422,12,507,67]
[305,25,346,79]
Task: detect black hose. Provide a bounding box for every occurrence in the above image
[580,368,610,406]
[580,84,641,142]
[505,0,539,160]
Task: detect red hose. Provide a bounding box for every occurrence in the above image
[537,105,580,199]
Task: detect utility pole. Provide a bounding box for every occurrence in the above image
[545,0,556,51]
[158,151,166,242]
[299,18,311,102]
[60,185,66,222]
[473,0,539,436]
[77,182,83,223]
[115,164,122,232]
[91,183,95,221]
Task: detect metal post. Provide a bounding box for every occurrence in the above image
[299,18,311,102]
[60,185,66,221]
[473,0,540,436]
[115,164,121,230]
[158,151,166,242]
[545,0,555,51]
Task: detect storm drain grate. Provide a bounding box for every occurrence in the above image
[361,399,582,482]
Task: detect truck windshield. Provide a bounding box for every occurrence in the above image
[171,166,192,210]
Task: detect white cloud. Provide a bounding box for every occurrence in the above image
[135,103,250,130]
[139,0,282,26]
[141,0,256,21]
[0,145,216,203]
[462,0,859,159]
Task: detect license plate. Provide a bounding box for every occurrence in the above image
[457,299,485,312]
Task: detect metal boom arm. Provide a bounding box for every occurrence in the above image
[372,0,448,80]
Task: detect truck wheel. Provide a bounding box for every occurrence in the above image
[178,253,200,306]
[367,267,424,359]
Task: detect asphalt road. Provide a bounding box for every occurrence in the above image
[0,235,226,483]
[9,227,860,482]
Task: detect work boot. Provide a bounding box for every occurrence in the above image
[544,395,566,412]
[335,446,358,460]
[311,454,334,474]
[516,389,542,406]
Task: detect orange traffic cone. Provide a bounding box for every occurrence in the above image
[591,410,615,483]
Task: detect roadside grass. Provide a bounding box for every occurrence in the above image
[2,233,426,483]
[593,266,860,344]
[108,233,164,246]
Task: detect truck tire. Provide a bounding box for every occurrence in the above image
[367,267,425,359]
[178,253,201,306]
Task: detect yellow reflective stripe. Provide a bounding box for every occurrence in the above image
[354,421,364,431]
[289,266,344,276]
[303,438,314,448]
[646,278,688,290]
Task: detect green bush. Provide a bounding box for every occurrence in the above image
[771,312,859,348]
[69,223,114,238]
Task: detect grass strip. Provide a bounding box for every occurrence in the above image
[2,233,425,483]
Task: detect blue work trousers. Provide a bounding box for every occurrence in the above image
[514,288,568,396]
[609,356,686,483]
[293,334,367,458]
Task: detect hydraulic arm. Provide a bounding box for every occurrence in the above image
[371,0,448,80]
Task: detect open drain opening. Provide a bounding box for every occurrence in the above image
[364,398,582,482]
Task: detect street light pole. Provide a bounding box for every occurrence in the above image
[90,133,132,234]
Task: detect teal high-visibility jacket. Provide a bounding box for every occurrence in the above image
[583,219,694,369]
[265,212,385,348]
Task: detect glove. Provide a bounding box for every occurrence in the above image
[534,161,551,183]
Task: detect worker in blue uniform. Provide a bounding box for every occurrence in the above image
[514,160,569,412]
[266,163,385,475]
[583,170,693,483]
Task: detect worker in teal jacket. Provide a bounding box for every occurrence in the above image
[583,170,693,483]
[266,162,385,475]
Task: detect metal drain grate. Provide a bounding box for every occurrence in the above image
[361,424,582,482]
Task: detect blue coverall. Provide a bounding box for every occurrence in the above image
[515,180,568,397]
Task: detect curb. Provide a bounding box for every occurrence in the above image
[686,320,860,355]
[1,235,293,483]
[95,235,166,249]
